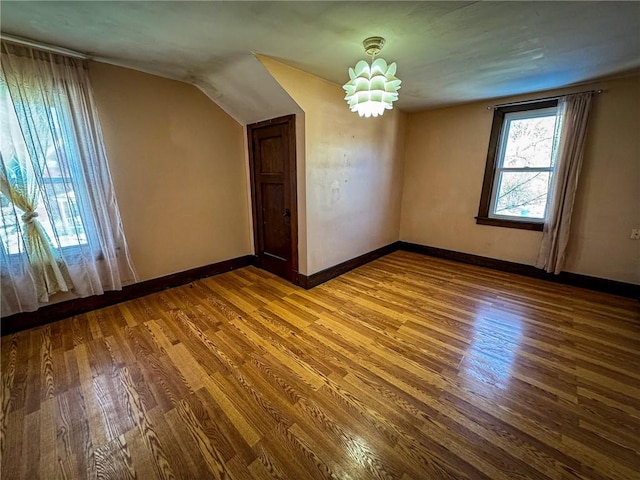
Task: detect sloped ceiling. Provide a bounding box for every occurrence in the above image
[1,1,639,124]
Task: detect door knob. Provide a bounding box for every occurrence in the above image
[283,208,291,217]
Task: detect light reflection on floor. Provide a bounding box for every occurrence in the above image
[459,307,524,391]
[345,433,385,475]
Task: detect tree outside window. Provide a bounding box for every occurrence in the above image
[476,100,560,231]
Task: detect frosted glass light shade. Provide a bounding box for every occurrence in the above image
[343,58,401,118]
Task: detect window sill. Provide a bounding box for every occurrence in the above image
[2,245,104,268]
[475,217,543,231]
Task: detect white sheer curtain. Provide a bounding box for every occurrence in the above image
[536,92,593,274]
[0,41,136,317]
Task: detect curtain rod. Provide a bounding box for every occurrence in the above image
[487,88,603,110]
[0,33,88,59]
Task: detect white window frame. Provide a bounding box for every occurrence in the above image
[0,94,97,260]
[487,106,559,224]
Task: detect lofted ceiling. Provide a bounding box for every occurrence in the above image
[1,1,639,124]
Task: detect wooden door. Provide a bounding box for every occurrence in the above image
[248,115,298,283]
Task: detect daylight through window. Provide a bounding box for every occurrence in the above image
[0,85,91,255]
[1,40,136,316]
[477,100,560,231]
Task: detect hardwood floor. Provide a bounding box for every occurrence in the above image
[1,251,639,480]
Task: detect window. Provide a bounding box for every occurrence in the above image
[1,40,136,316]
[0,94,93,256]
[476,100,560,231]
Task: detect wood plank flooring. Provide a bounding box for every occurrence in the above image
[1,251,639,479]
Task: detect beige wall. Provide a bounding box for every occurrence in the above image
[90,62,252,281]
[401,74,640,284]
[88,59,636,286]
[259,56,406,275]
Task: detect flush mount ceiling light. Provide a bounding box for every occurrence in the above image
[343,36,401,118]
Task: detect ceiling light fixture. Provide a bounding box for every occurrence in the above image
[343,36,401,118]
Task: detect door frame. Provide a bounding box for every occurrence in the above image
[247,114,299,284]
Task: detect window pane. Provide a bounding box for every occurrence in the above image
[0,85,88,254]
[494,171,551,219]
[502,112,558,168]
[0,193,23,254]
[41,181,88,248]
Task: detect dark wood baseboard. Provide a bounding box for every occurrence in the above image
[298,242,402,289]
[4,241,635,336]
[1,255,256,336]
[399,241,639,299]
